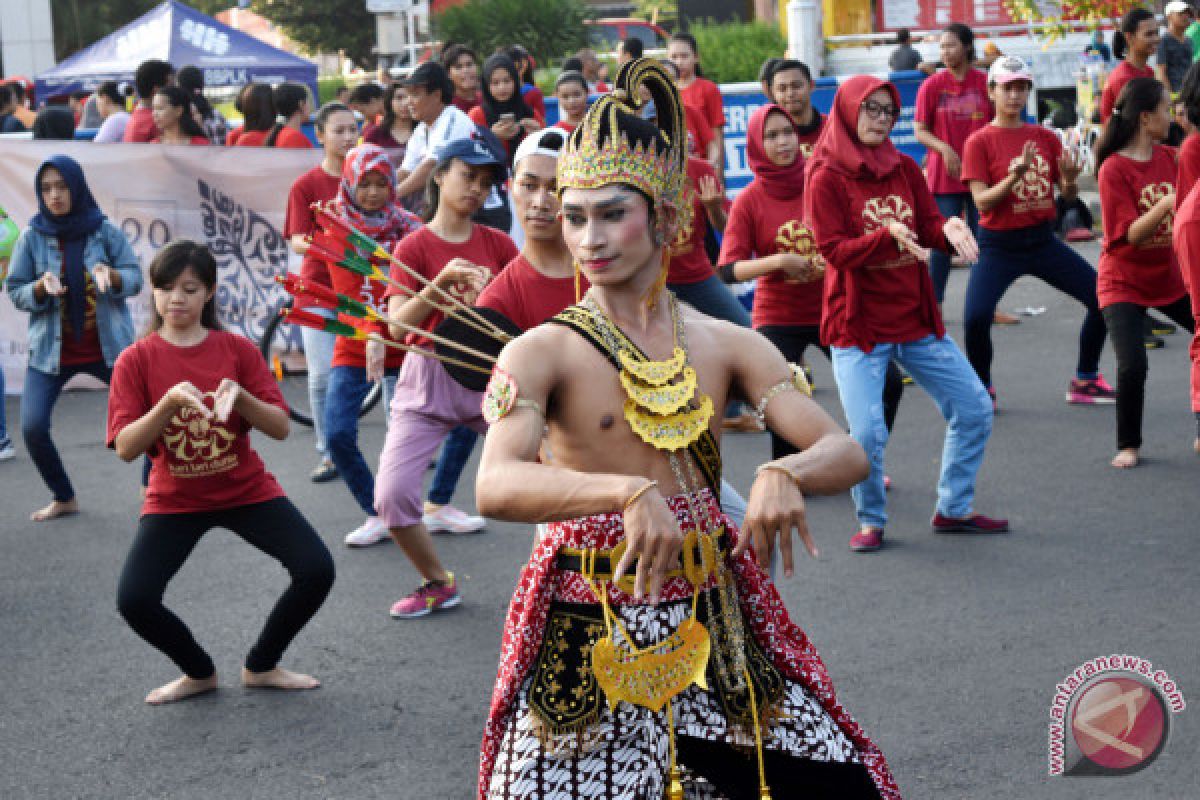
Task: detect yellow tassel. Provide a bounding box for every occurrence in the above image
[759,788,773,800]
[574,260,582,304]
[646,248,669,311]
[666,766,685,799]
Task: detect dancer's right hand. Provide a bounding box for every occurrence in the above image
[616,482,684,603]
[164,381,212,418]
[434,258,490,303]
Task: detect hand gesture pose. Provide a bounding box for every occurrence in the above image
[942,216,979,264]
[212,378,244,423]
[1009,140,1037,179]
[697,174,724,211]
[434,258,491,305]
[1057,147,1083,185]
[493,118,520,141]
[92,263,116,293]
[518,117,542,135]
[733,466,818,578]
[164,381,212,419]
[365,339,386,382]
[885,220,931,264]
[39,271,65,297]
[776,253,822,282]
[614,482,685,602]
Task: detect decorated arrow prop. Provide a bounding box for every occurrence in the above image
[276,275,385,322]
[279,306,493,377]
[308,202,511,344]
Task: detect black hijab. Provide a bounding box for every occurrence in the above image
[480,55,535,126]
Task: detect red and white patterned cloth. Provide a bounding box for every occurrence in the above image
[478,490,902,799]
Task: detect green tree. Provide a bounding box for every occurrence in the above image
[687,20,785,84]
[51,0,230,61]
[251,0,376,65]
[434,0,588,67]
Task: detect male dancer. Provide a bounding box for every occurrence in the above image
[475,59,898,800]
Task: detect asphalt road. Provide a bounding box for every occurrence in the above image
[2,243,1198,799]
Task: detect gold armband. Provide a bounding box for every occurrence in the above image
[753,363,812,426]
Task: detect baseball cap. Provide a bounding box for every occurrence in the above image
[435,126,508,181]
[513,127,566,169]
[988,55,1034,86]
[1166,1,1193,15]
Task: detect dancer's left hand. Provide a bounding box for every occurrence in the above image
[736,466,818,578]
[943,216,979,264]
[212,378,242,423]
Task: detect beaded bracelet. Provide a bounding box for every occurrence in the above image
[622,480,659,513]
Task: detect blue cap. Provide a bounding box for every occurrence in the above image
[435,125,508,181]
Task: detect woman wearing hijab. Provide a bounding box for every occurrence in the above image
[5,155,143,521]
[325,145,423,547]
[721,103,904,460]
[805,75,1005,553]
[467,54,542,167]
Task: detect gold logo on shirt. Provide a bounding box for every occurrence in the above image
[161,393,239,477]
[1138,182,1174,246]
[774,219,823,283]
[1010,150,1053,204]
[861,195,915,233]
[798,142,814,158]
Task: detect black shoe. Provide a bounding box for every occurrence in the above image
[1144,333,1165,350]
[310,460,338,483]
[1145,315,1177,336]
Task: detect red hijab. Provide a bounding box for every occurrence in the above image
[747,104,808,201]
[805,75,903,184]
[332,144,421,249]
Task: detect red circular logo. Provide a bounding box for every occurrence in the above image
[1070,676,1168,772]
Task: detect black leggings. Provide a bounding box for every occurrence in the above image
[677,736,882,799]
[117,496,335,679]
[758,325,904,460]
[1102,298,1196,450]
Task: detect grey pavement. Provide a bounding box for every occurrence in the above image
[2,244,1198,799]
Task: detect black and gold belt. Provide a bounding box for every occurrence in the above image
[555,529,730,592]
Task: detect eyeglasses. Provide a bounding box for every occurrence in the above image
[861,100,901,120]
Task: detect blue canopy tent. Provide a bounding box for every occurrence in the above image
[36,1,317,102]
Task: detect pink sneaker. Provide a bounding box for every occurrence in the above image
[1066,375,1116,405]
[389,572,461,619]
[849,528,884,552]
[423,504,486,534]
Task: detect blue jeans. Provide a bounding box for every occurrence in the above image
[668,274,752,328]
[325,365,398,517]
[428,425,477,506]
[832,336,993,529]
[964,224,1106,388]
[22,361,112,502]
[301,318,335,458]
[930,193,979,304]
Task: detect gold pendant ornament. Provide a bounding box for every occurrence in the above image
[625,395,715,452]
[618,346,687,386]
[619,366,698,415]
[591,616,711,712]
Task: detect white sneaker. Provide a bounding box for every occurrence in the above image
[344,516,390,547]
[0,442,14,462]
[423,504,486,534]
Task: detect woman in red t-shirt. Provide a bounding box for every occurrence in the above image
[806,75,1005,553]
[913,23,993,305]
[553,70,588,134]
[1095,77,1195,468]
[264,83,314,149]
[227,83,274,147]
[961,56,1111,410]
[149,87,209,145]
[325,145,422,547]
[107,240,334,706]
[1175,66,1200,206]
[1171,169,1200,455]
[668,32,725,183]
[375,137,517,620]
[721,103,903,457]
[282,103,360,483]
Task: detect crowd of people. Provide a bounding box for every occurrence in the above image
[2,15,1200,798]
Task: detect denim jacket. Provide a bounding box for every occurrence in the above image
[5,221,143,374]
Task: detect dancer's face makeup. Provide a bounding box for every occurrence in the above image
[561,186,657,286]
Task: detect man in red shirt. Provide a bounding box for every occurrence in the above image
[123,59,174,143]
[764,59,824,157]
[1101,8,1160,122]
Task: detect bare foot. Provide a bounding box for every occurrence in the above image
[241,666,320,691]
[31,499,79,521]
[1111,449,1140,469]
[145,673,218,705]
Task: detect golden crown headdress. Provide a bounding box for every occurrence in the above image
[557,58,692,247]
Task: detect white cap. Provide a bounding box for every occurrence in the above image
[988,55,1034,86]
[513,127,568,170]
[1166,1,1193,15]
